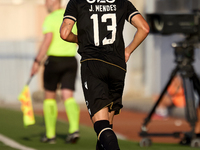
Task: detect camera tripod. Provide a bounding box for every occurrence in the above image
[139,41,200,147]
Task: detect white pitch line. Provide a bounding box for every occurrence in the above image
[0,134,36,150]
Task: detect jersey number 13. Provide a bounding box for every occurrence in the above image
[90,13,116,46]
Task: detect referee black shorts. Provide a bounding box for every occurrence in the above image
[81,60,126,118]
[43,56,77,91]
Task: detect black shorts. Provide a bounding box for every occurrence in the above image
[81,60,126,118]
[43,56,77,91]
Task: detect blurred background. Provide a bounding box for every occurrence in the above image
[0,0,200,108]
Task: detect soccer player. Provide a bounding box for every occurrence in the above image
[30,0,80,144]
[60,0,149,149]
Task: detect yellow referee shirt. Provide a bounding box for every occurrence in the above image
[43,9,77,57]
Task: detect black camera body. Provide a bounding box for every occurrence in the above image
[146,11,200,64]
[146,12,200,35]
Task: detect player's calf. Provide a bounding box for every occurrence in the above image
[94,120,120,150]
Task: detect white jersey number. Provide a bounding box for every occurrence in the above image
[90,13,116,46]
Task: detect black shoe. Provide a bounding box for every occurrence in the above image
[40,135,56,144]
[66,131,80,144]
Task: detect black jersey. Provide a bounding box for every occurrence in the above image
[64,0,139,70]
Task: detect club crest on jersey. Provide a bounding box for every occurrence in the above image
[87,0,115,4]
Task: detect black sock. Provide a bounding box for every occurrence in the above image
[96,124,113,150]
[94,121,120,150]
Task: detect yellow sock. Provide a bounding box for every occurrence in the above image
[64,97,80,134]
[43,99,57,138]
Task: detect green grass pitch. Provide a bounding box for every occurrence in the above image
[0,107,198,150]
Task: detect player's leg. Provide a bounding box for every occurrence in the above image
[93,108,120,150]
[109,111,115,125]
[94,107,109,150]
[62,88,80,143]
[96,110,115,150]
[80,61,121,149]
[42,90,57,143]
[95,62,125,150]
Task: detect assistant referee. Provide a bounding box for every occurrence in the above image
[30,0,80,144]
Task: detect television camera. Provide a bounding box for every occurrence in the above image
[146,11,200,35]
[147,10,200,63]
[139,10,200,148]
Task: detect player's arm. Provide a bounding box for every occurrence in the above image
[60,19,78,43]
[30,33,52,76]
[125,14,150,62]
